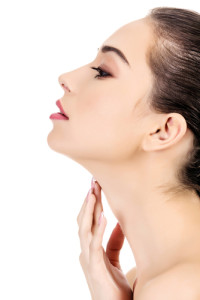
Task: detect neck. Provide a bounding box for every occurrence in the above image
[83,154,200,283]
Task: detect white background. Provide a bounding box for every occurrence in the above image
[0,0,199,299]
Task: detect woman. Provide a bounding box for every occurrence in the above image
[47,7,200,299]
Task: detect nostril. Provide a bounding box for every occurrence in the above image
[61,82,71,92]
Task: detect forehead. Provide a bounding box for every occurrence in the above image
[102,18,153,67]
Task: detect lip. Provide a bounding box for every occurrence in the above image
[56,99,69,118]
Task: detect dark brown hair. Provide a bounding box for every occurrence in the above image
[145,7,200,197]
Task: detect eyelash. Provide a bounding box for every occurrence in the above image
[90,66,112,79]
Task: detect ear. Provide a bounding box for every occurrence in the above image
[142,113,187,152]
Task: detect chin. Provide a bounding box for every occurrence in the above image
[47,129,104,169]
[46,130,64,154]
[46,130,81,163]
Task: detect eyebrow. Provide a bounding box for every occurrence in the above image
[97,45,130,67]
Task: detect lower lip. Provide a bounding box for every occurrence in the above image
[49,113,69,120]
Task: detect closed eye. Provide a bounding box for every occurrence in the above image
[90,66,112,79]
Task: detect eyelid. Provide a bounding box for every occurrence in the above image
[90,65,113,78]
[99,64,111,73]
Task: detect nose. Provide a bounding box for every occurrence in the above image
[58,74,71,92]
[58,63,90,93]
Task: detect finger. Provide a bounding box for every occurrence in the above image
[78,192,96,250]
[92,181,103,227]
[77,176,98,226]
[90,212,107,266]
[105,222,125,268]
[77,187,93,226]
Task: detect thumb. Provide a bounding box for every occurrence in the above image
[106,222,125,268]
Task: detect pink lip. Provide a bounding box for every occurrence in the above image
[56,99,69,118]
[49,113,69,120]
[49,99,69,121]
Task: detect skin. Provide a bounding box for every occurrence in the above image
[47,17,200,298]
[77,180,133,300]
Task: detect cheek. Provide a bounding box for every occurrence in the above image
[70,88,136,159]
[47,84,140,161]
[75,88,125,134]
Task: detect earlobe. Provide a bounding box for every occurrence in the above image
[142,114,187,152]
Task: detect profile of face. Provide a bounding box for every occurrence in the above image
[47,17,156,166]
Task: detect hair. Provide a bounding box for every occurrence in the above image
[144,7,200,198]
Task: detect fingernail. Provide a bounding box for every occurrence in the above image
[98,211,104,225]
[91,177,96,189]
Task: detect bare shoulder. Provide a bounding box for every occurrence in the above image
[137,262,200,300]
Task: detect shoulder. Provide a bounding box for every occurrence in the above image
[137,263,200,300]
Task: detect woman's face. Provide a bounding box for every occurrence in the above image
[47,17,154,164]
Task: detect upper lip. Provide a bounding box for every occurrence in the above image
[56,100,69,118]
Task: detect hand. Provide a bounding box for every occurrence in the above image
[77,178,133,300]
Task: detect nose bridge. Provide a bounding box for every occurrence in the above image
[58,63,89,92]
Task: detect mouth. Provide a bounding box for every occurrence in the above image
[56,99,69,119]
